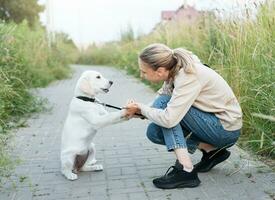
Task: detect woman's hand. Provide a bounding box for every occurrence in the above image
[125,101,141,119]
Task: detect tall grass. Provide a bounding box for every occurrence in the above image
[78,2,274,159]
[0,21,78,180]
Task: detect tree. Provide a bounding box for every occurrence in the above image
[0,0,44,26]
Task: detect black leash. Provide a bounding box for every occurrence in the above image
[76,96,145,118]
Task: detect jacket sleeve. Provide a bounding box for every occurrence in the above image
[138,73,201,128]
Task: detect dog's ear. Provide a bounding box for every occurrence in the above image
[79,77,92,95]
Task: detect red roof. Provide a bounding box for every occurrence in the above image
[161,11,175,20]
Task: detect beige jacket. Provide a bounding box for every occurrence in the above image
[138,63,242,131]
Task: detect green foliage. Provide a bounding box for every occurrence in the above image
[0,0,44,27]
[0,20,78,178]
[0,134,15,185]
[0,21,78,131]
[120,25,135,43]
[78,2,275,158]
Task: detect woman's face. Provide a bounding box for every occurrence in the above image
[138,59,170,83]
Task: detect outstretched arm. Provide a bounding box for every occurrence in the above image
[81,110,127,129]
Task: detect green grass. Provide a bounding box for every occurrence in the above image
[0,20,78,181]
[77,2,275,159]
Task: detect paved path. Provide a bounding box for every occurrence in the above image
[1,65,274,200]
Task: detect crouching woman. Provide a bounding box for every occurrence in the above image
[125,43,242,189]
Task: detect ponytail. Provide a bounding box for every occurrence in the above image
[172,48,198,75]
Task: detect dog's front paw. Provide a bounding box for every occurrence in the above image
[80,164,103,172]
[67,172,78,180]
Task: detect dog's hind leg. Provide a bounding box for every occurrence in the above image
[80,143,103,172]
[61,154,78,180]
[85,142,97,165]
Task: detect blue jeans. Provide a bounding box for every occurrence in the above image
[146,95,240,153]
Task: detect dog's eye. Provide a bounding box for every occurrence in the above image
[96,75,101,79]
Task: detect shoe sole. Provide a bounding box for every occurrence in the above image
[154,179,201,189]
[197,151,231,173]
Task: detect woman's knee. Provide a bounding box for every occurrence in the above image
[146,123,165,145]
[152,95,171,109]
[217,129,241,149]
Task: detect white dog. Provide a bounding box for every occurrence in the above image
[61,70,126,180]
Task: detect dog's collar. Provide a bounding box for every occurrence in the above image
[76,96,96,102]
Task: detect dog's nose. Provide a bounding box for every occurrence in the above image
[109,81,113,85]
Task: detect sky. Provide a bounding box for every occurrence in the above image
[38,0,263,47]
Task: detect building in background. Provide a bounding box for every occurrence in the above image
[161,11,176,21]
[161,5,206,25]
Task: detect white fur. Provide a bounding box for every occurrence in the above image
[61,70,126,180]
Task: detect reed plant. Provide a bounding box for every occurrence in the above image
[0,21,78,180]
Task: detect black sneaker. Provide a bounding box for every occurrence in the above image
[153,160,201,189]
[194,148,231,172]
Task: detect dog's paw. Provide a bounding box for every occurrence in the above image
[67,173,78,180]
[62,170,78,180]
[92,164,103,171]
[80,164,103,172]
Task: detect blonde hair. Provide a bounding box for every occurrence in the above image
[139,43,199,79]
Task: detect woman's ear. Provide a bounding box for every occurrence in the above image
[156,67,168,77]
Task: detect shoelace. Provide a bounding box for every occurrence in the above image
[164,166,178,177]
